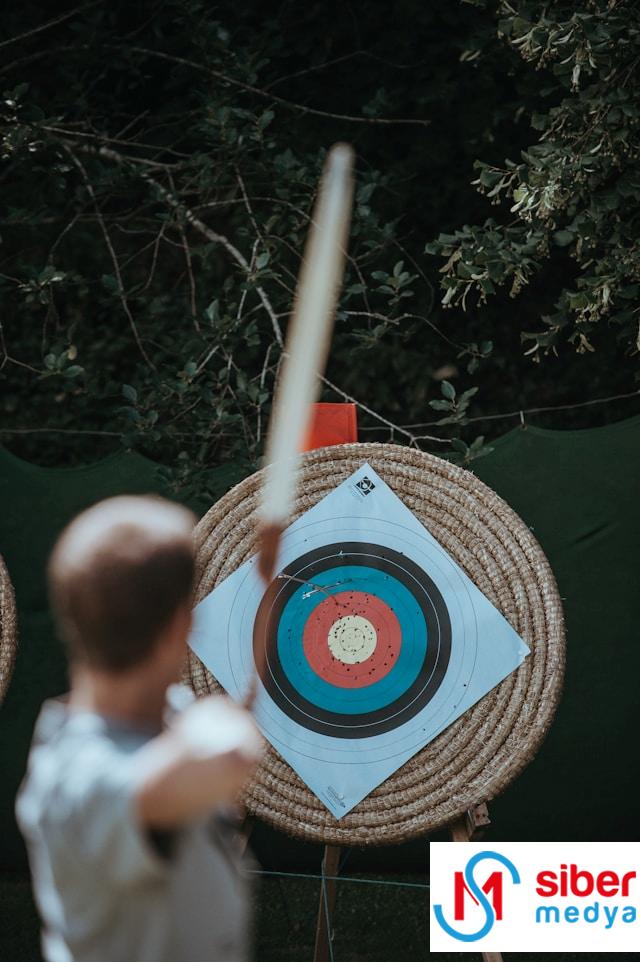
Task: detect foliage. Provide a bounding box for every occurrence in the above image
[428,0,640,365]
[0,1,638,501]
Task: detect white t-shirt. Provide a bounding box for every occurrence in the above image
[16,691,251,962]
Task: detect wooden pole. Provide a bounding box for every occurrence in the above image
[449,804,502,962]
[313,844,341,962]
[238,812,255,857]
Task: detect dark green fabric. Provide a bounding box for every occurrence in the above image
[0,447,195,869]
[473,416,640,842]
[1,418,639,872]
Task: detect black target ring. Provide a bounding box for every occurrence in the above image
[253,542,452,738]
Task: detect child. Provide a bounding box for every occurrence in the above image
[16,495,262,962]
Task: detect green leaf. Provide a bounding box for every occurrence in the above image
[459,386,479,404]
[101,273,119,292]
[257,109,274,131]
[451,438,468,454]
[205,300,219,324]
[478,168,503,188]
[122,384,137,403]
[441,380,456,400]
[553,230,574,247]
[531,112,548,131]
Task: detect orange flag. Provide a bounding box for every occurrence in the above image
[301,403,358,452]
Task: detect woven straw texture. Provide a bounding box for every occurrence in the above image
[186,443,565,845]
[0,553,17,706]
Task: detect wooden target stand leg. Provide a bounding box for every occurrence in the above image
[449,803,502,962]
[310,805,498,962]
[313,845,341,962]
[238,811,255,856]
[239,811,340,962]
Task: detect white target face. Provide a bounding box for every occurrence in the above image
[328,615,377,663]
[190,463,530,819]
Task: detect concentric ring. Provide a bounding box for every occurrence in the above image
[303,591,400,688]
[327,613,377,664]
[253,542,452,737]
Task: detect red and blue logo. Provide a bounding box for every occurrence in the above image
[433,850,521,941]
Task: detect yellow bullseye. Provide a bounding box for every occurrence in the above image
[328,615,377,664]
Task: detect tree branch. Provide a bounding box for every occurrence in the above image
[64,147,156,369]
[0,2,100,50]
[128,46,431,128]
[168,171,199,331]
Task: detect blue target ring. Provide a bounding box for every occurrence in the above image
[253,542,452,738]
[276,566,427,713]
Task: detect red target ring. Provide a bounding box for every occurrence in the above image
[302,590,402,689]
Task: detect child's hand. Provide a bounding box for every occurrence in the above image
[134,697,263,828]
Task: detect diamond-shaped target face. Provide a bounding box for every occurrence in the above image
[189,464,530,819]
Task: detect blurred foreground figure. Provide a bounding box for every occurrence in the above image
[17,496,262,962]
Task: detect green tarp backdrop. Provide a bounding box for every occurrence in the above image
[1,416,639,869]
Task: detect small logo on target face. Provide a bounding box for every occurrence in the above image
[354,476,376,497]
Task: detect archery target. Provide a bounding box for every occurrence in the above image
[253,543,451,737]
[189,463,529,818]
[326,612,378,666]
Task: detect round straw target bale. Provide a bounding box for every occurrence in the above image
[186,443,564,845]
[0,553,17,706]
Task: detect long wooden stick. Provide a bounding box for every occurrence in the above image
[258,143,355,582]
[243,144,354,709]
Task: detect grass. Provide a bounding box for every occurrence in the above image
[0,872,623,962]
